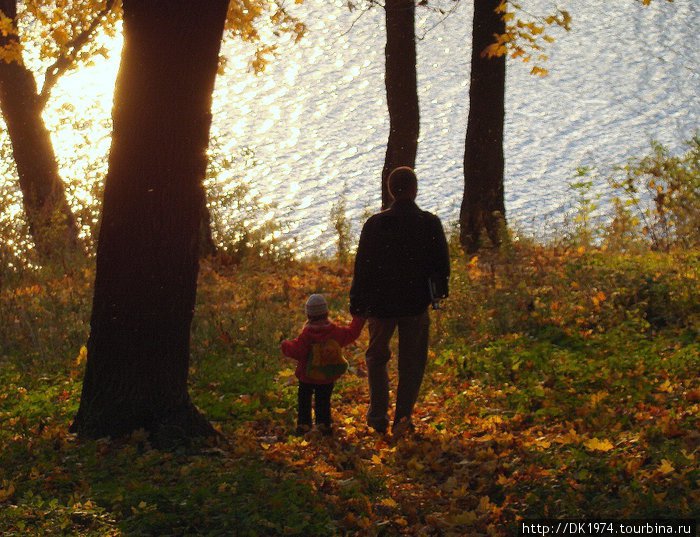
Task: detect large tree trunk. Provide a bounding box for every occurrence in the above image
[459,0,506,253]
[0,0,78,259]
[71,0,229,441]
[381,0,419,209]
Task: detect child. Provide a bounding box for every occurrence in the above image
[281,294,365,436]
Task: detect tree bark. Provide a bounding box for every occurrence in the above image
[71,0,229,441]
[459,0,506,253]
[381,0,419,209]
[0,0,79,259]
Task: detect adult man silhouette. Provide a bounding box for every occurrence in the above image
[350,167,450,435]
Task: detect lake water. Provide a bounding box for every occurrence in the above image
[212,0,699,253]
[7,0,700,255]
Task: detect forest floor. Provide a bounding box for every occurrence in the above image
[0,243,698,536]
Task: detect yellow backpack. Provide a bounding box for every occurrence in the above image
[305,339,348,382]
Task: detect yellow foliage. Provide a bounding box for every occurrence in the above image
[555,429,581,445]
[75,345,88,366]
[51,27,70,46]
[0,11,16,37]
[589,390,608,406]
[277,367,295,379]
[0,42,23,64]
[494,3,570,76]
[251,44,278,74]
[658,379,673,393]
[658,459,674,474]
[5,0,305,87]
[583,437,614,452]
[379,497,397,508]
[591,290,607,308]
[226,0,305,71]
[535,437,551,449]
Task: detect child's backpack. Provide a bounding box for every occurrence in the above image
[305,338,348,383]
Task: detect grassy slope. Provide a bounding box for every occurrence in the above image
[0,245,698,536]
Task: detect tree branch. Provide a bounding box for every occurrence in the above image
[341,0,383,37]
[38,0,117,109]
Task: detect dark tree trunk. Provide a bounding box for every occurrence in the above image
[381,0,419,209]
[71,0,229,441]
[459,0,506,253]
[0,0,79,259]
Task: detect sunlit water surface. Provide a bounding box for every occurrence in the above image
[6,0,699,255]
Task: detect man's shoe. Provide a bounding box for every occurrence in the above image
[391,418,415,438]
[317,424,334,437]
[294,424,311,436]
[367,417,390,435]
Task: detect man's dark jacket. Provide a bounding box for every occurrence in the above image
[350,199,450,318]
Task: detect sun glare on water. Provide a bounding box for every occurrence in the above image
[41,31,123,192]
[29,28,278,247]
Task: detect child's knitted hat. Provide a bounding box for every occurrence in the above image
[305,294,328,317]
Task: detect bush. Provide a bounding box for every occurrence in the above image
[607,136,700,252]
[329,194,352,264]
[204,143,294,264]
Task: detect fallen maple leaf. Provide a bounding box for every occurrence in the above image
[658,459,674,475]
[393,516,408,527]
[589,390,608,406]
[658,379,673,393]
[583,438,614,452]
[535,437,551,449]
[591,291,607,307]
[380,498,398,508]
[555,429,581,445]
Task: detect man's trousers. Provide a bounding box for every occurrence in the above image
[365,310,430,432]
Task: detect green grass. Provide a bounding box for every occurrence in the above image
[1,243,698,535]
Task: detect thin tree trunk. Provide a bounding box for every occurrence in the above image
[0,0,79,259]
[71,0,229,441]
[459,0,506,253]
[381,0,419,209]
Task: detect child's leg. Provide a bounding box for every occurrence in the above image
[297,382,313,429]
[314,382,334,430]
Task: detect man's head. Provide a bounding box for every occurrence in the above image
[388,167,418,202]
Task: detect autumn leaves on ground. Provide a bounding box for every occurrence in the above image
[1,238,698,536]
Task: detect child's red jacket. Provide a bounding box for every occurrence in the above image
[281,316,365,384]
